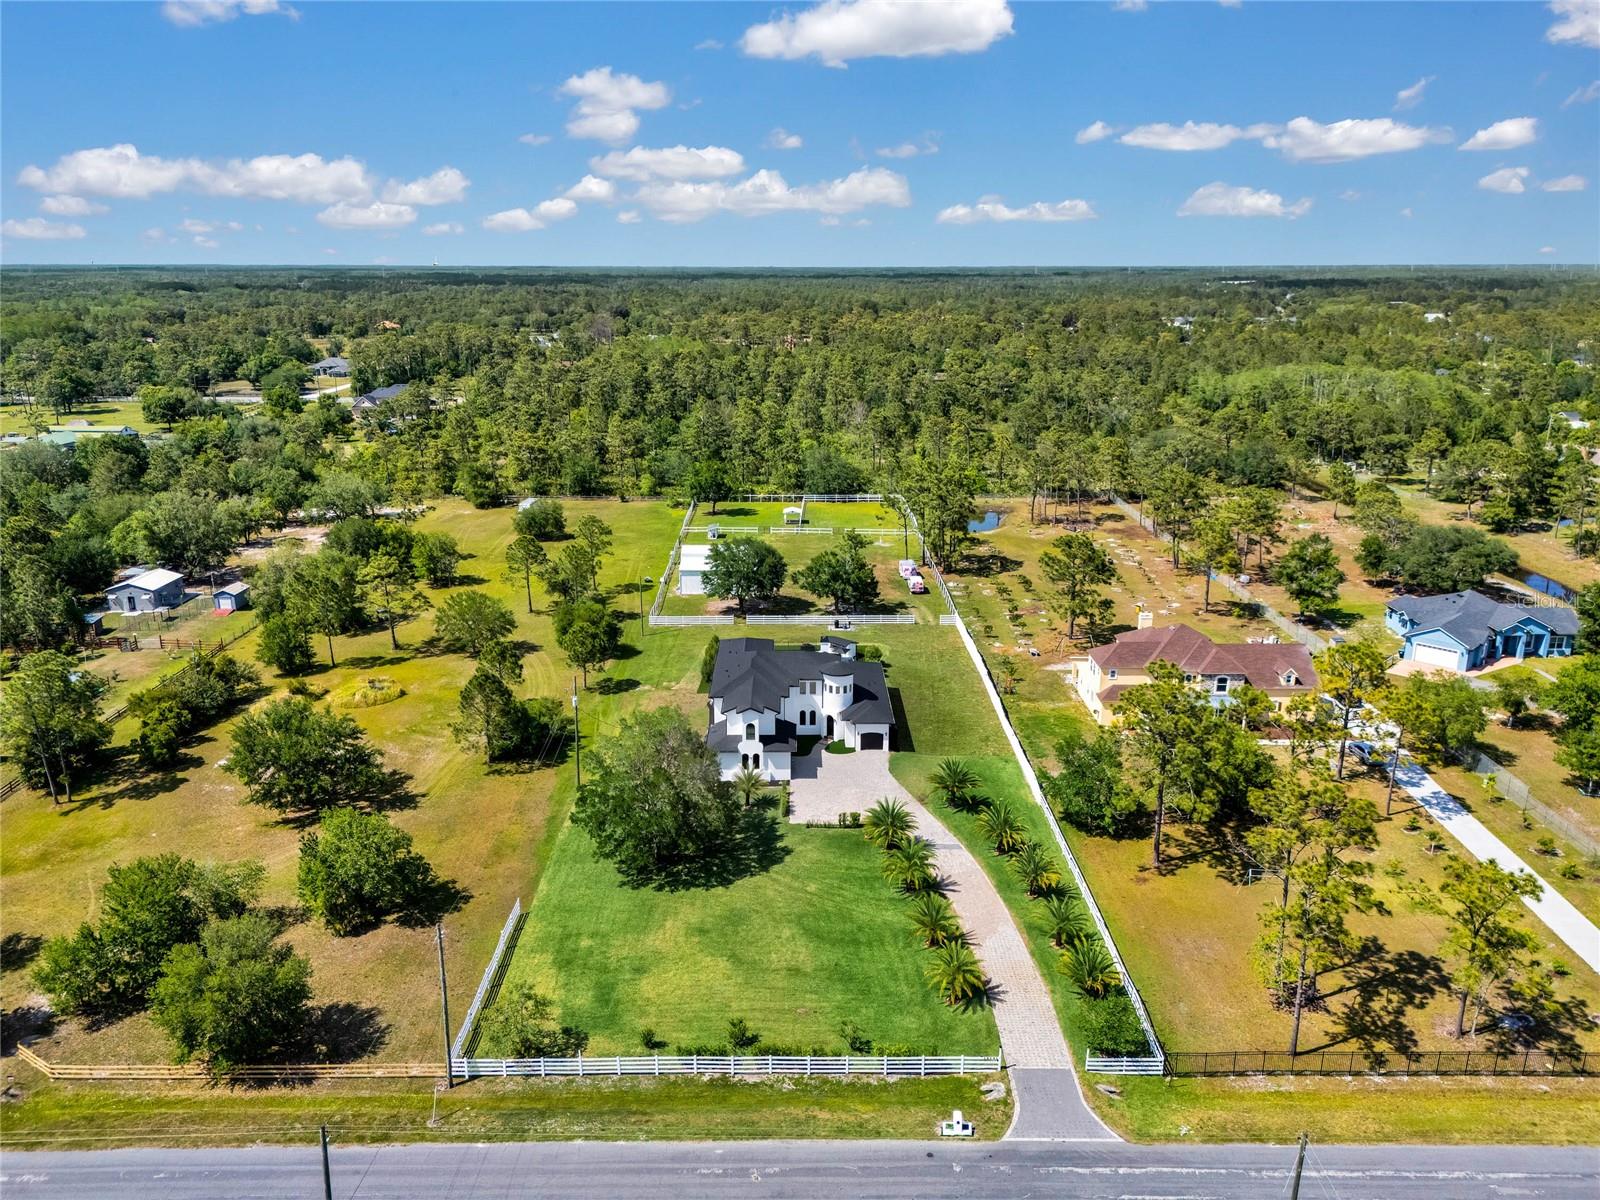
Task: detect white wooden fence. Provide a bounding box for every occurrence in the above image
[650,614,736,626]
[451,1054,1001,1079]
[451,899,523,1059]
[745,613,916,626]
[1085,1054,1166,1075]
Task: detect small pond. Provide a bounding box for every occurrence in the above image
[968,510,1002,533]
[1515,569,1577,603]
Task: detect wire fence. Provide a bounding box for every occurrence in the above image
[1460,747,1600,858]
[450,1054,1001,1079]
[100,618,260,725]
[1164,1049,1597,1077]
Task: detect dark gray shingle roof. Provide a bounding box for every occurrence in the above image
[1388,590,1578,643]
[707,638,894,726]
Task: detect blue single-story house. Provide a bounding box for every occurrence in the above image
[1386,590,1579,673]
[310,355,350,377]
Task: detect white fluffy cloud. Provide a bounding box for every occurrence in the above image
[161,0,297,27]
[936,195,1096,224]
[422,222,465,236]
[741,0,1013,67]
[482,198,579,232]
[1120,121,1270,151]
[382,167,469,205]
[1112,0,1148,10]
[39,194,108,216]
[1477,166,1530,194]
[1393,75,1433,110]
[1541,174,1588,191]
[316,200,417,229]
[1178,182,1312,219]
[1261,117,1449,162]
[589,145,745,181]
[766,128,804,150]
[1546,0,1599,48]
[633,166,910,223]
[558,67,671,143]
[18,144,374,203]
[617,210,642,224]
[1075,120,1117,145]
[518,133,552,146]
[1459,117,1538,151]
[565,174,618,202]
[2,217,87,240]
[876,133,939,158]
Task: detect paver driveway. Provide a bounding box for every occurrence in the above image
[788,747,1074,1072]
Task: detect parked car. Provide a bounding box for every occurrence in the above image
[907,572,927,594]
[897,559,919,579]
[1346,739,1376,765]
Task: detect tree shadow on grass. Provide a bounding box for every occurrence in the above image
[627,808,792,892]
[1,1004,56,1054]
[271,769,421,831]
[1308,943,1448,1063]
[959,548,1023,578]
[395,872,473,929]
[59,747,193,813]
[594,676,640,695]
[0,932,44,977]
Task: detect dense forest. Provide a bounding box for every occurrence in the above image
[2,266,1597,652]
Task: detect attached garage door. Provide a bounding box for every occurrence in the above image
[1412,642,1461,671]
[859,732,885,750]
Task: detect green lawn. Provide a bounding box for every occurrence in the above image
[0,1072,1014,1147]
[1090,1073,1600,1145]
[693,500,907,531]
[493,822,998,1056]
[0,399,162,436]
[489,624,1006,1057]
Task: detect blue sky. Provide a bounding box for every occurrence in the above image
[2,0,1596,266]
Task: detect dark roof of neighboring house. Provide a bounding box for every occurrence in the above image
[311,356,349,372]
[1087,624,1316,692]
[707,637,894,725]
[821,635,855,651]
[353,384,406,408]
[1387,590,1579,643]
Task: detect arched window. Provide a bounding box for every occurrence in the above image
[752,753,760,769]
[741,753,748,768]
[745,722,756,740]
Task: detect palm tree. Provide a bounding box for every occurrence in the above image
[977,800,1027,855]
[882,837,937,893]
[1060,937,1121,999]
[908,892,961,948]
[1042,893,1092,948]
[1009,841,1063,897]
[932,759,981,811]
[863,798,914,850]
[731,767,765,808]
[926,942,987,1006]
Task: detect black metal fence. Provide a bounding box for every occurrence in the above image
[1166,1049,1596,1077]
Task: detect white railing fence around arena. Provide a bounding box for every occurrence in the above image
[451,1054,1001,1079]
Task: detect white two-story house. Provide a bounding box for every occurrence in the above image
[705,635,895,781]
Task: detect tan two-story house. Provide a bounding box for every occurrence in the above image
[1072,623,1317,726]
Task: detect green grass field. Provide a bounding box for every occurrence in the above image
[0,498,684,1067]
[0,1072,1014,1148]
[492,823,999,1055]
[0,399,163,437]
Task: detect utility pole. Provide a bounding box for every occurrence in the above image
[638,576,652,633]
[1288,1131,1309,1200]
[572,676,582,790]
[436,923,452,1088]
[319,1125,333,1200]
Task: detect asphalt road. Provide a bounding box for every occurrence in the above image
[4,1140,1598,1199]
